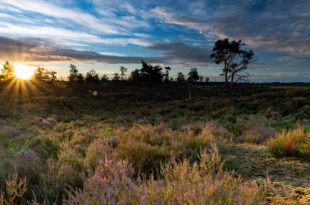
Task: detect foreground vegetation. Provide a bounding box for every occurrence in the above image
[0,81,309,204]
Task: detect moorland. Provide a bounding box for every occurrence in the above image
[0,79,309,204]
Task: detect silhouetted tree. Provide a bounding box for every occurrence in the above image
[100,74,109,82]
[68,64,84,82]
[130,60,164,83]
[85,69,100,83]
[120,66,127,80]
[164,67,171,82]
[210,39,254,86]
[49,71,57,82]
[112,73,120,81]
[34,67,57,82]
[0,61,15,81]
[130,69,141,82]
[33,67,45,80]
[177,72,185,82]
[188,68,199,82]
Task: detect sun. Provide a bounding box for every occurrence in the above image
[14,65,34,80]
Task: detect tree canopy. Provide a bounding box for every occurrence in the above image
[130,60,164,83]
[210,39,254,85]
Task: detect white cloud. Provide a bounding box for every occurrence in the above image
[0,0,121,34]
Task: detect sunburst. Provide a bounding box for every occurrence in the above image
[14,64,34,80]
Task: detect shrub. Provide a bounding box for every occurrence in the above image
[30,137,59,160]
[200,121,230,142]
[0,150,42,202]
[0,173,27,205]
[267,127,310,159]
[238,118,276,144]
[84,137,117,170]
[117,142,170,176]
[66,146,266,205]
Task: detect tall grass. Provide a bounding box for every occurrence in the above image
[267,127,310,159]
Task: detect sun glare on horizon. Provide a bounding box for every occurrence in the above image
[14,65,34,80]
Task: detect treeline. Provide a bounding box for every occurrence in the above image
[67,60,208,84]
[1,39,254,87]
[0,60,208,84]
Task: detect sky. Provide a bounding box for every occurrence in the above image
[0,0,309,82]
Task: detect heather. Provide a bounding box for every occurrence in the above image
[0,82,310,204]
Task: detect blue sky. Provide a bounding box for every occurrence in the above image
[0,0,309,82]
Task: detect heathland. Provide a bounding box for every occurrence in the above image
[0,81,310,204]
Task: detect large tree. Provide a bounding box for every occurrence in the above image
[130,60,164,83]
[210,39,254,85]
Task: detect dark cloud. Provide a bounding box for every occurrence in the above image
[149,43,211,65]
[0,37,166,64]
[0,37,212,65]
[154,0,310,56]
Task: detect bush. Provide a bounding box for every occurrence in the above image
[84,137,117,170]
[117,142,170,176]
[267,127,310,159]
[238,118,276,144]
[66,147,266,205]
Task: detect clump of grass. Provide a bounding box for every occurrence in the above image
[267,127,310,159]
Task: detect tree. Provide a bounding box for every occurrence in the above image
[177,72,185,82]
[33,67,57,82]
[188,68,199,82]
[33,67,57,81]
[49,71,57,82]
[112,73,120,81]
[130,69,141,82]
[120,66,127,80]
[210,39,254,86]
[100,74,109,82]
[68,64,84,82]
[130,60,164,83]
[33,67,45,80]
[0,61,15,81]
[164,67,171,82]
[85,69,100,83]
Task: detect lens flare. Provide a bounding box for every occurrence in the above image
[14,65,34,80]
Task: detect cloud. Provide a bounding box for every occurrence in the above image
[0,0,153,48]
[149,43,211,65]
[0,37,212,65]
[0,37,165,64]
[0,0,121,34]
[152,0,310,56]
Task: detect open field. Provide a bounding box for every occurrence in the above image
[0,82,310,204]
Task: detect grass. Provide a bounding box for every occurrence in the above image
[0,82,310,204]
[267,127,310,159]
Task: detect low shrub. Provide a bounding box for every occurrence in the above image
[117,142,170,176]
[238,118,276,144]
[267,127,310,159]
[66,146,266,205]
